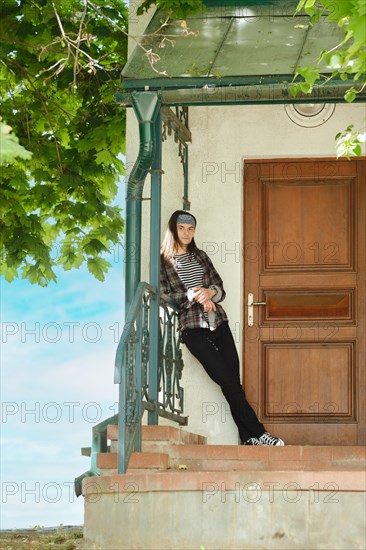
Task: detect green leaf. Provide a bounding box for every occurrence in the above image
[95,150,116,166]
[344,89,357,102]
[0,120,33,164]
[87,257,111,281]
[353,144,362,156]
[21,264,53,287]
[290,84,300,97]
[0,263,18,283]
[82,238,109,255]
[329,54,342,68]
[295,0,307,14]
[336,123,365,159]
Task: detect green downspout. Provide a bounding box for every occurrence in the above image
[125,91,161,313]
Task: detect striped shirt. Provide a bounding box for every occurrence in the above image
[160,248,228,332]
[174,252,208,324]
[174,252,204,290]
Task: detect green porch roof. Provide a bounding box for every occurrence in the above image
[119,0,365,105]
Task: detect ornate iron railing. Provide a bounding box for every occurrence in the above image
[114,282,186,474]
[159,299,185,418]
[74,414,118,497]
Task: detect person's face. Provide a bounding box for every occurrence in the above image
[176,223,195,248]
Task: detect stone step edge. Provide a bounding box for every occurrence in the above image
[107,424,207,445]
[143,443,366,461]
[82,469,365,496]
[97,452,169,470]
[98,461,366,477]
[97,454,365,475]
[101,444,366,462]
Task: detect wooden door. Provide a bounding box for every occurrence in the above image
[243,158,365,445]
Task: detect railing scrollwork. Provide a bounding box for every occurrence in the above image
[159,301,184,417]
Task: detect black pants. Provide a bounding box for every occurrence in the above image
[181,321,265,443]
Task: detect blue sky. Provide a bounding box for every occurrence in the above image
[1,201,125,529]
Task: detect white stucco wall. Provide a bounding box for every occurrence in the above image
[126,101,365,444]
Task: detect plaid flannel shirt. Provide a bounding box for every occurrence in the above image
[160,248,228,332]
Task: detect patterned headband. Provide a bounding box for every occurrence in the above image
[176,213,196,227]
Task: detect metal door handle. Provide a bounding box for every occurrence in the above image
[247,292,266,327]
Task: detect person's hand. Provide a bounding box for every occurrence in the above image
[192,287,216,304]
[203,299,216,312]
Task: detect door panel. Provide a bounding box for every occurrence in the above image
[264,289,354,322]
[263,342,354,420]
[243,159,365,445]
[262,178,354,270]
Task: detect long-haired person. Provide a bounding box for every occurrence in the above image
[160,210,284,446]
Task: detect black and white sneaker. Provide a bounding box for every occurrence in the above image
[242,437,261,445]
[258,432,285,446]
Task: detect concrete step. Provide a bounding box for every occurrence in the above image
[84,465,366,495]
[97,451,170,470]
[97,445,366,474]
[107,424,207,446]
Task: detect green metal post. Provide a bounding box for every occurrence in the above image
[148,111,162,425]
[125,92,161,314]
[117,347,127,472]
[134,304,143,451]
[183,143,190,210]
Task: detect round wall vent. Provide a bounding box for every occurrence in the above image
[284,103,336,127]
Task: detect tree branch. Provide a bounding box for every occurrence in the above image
[73,0,89,88]
[85,0,195,76]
